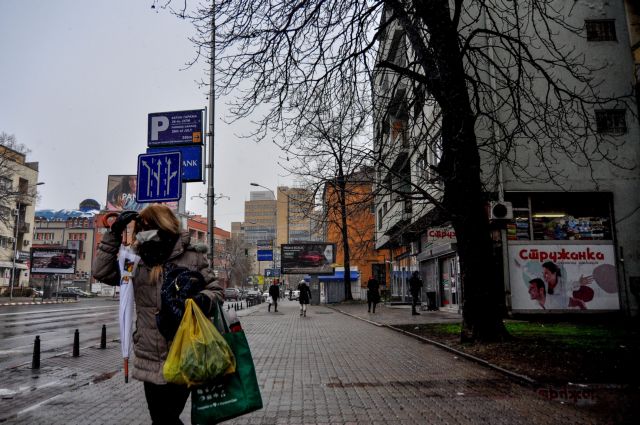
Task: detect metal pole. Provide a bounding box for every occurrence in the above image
[206,1,216,269]
[9,203,20,301]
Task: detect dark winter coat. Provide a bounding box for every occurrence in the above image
[92,231,223,385]
[367,278,380,303]
[268,284,280,299]
[298,282,311,304]
[409,274,423,297]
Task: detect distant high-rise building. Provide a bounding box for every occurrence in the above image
[244,191,276,245]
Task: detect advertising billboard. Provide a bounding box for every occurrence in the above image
[281,243,336,275]
[30,248,77,274]
[509,243,619,311]
[106,175,178,212]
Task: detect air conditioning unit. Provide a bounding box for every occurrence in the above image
[489,201,513,220]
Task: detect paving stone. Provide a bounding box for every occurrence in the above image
[1,300,634,424]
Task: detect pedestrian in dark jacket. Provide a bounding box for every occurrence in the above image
[93,205,223,425]
[409,271,423,315]
[367,276,380,313]
[268,282,280,312]
[297,280,311,317]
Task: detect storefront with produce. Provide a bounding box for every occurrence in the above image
[504,192,620,312]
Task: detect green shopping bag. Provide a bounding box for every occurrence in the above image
[191,309,263,424]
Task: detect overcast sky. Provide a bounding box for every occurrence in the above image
[0,0,290,230]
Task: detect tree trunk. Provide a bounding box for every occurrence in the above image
[339,180,354,301]
[415,0,508,342]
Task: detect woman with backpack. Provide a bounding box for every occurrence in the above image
[93,204,223,424]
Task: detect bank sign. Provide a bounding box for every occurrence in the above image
[147,110,203,147]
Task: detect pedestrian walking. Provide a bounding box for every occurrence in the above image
[297,280,311,317]
[268,282,280,312]
[367,276,380,313]
[409,271,423,315]
[93,205,223,425]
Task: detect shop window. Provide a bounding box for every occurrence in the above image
[504,192,612,241]
[595,109,626,134]
[585,20,616,41]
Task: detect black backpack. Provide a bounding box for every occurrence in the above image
[156,265,206,341]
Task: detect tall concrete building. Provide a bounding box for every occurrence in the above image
[276,186,319,246]
[0,144,40,293]
[373,2,640,314]
[244,190,277,245]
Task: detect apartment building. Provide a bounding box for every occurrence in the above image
[0,144,39,293]
[373,2,640,314]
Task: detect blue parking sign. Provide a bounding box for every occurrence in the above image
[136,152,182,202]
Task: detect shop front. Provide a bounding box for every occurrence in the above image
[505,192,621,312]
[417,227,461,312]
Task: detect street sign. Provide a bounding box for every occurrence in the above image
[148,109,203,147]
[136,152,182,202]
[147,145,203,182]
[257,250,273,261]
[265,268,281,277]
[257,239,273,248]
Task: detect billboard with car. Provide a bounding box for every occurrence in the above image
[30,248,77,274]
[281,243,335,275]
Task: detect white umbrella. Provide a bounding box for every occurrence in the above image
[117,245,139,383]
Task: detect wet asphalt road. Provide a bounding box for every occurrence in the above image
[0,298,120,370]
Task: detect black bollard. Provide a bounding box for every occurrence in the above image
[32,336,40,369]
[100,324,107,349]
[73,329,79,357]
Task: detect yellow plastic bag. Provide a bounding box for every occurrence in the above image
[163,299,236,387]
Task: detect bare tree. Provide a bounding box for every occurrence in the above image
[0,133,33,228]
[162,1,635,341]
[274,80,373,300]
[222,237,253,289]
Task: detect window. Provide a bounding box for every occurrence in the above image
[504,192,612,241]
[595,109,626,134]
[0,177,12,191]
[585,20,616,41]
[377,209,383,230]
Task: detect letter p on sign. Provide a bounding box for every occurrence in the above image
[150,116,169,141]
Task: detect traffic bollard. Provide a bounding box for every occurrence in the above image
[73,329,79,357]
[100,324,107,349]
[32,336,40,369]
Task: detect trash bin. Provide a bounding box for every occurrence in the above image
[427,292,438,311]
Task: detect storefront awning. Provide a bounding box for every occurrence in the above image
[416,243,457,262]
[304,271,360,282]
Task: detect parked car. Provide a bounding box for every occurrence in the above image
[52,289,78,299]
[223,287,241,301]
[262,291,270,301]
[31,288,43,297]
[68,288,96,298]
[245,290,261,300]
[290,290,300,300]
[298,251,326,266]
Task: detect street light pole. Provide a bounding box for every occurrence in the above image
[206,1,216,269]
[9,204,20,302]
